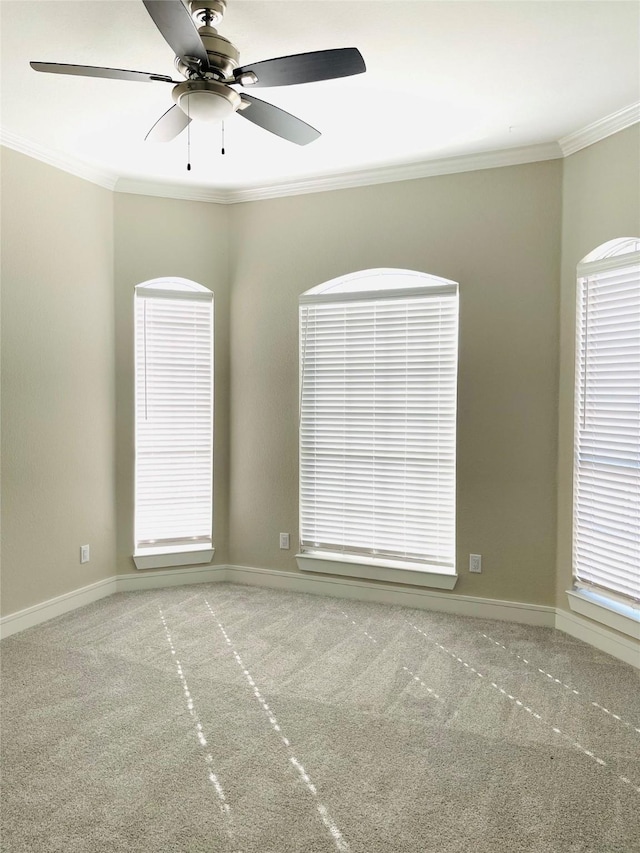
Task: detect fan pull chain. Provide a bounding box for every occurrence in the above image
[221,121,225,155]
[187,99,191,171]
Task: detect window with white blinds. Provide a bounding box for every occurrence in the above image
[134,280,213,554]
[299,270,458,571]
[574,246,640,604]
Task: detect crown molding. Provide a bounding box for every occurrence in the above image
[558,101,640,157]
[0,129,117,190]
[225,143,562,204]
[113,142,562,206]
[114,178,231,205]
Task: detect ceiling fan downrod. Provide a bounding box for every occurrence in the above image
[190,0,226,28]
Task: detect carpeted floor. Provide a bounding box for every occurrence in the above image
[1,582,639,852]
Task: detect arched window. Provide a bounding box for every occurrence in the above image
[574,239,640,605]
[133,278,214,569]
[298,269,458,587]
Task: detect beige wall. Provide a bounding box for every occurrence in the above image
[1,148,116,615]
[556,125,640,609]
[113,192,230,572]
[6,129,635,619]
[228,161,563,605]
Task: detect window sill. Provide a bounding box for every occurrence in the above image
[296,552,457,590]
[133,546,215,571]
[566,589,640,641]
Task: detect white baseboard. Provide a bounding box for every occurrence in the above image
[0,576,118,639]
[0,566,228,639]
[226,564,556,627]
[116,564,228,592]
[4,564,638,670]
[0,563,557,638]
[555,608,640,669]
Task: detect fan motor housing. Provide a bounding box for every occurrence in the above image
[175,26,239,79]
[172,79,241,121]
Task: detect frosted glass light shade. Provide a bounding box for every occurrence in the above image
[172,80,240,122]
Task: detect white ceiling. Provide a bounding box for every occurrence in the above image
[1,1,639,196]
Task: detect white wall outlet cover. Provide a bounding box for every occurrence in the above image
[279,533,290,549]
[80,545,90,563]
[469,554,482,573]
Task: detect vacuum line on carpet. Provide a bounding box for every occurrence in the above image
[159,607,241,853]
[407,621,640,796]
[479,632,640,735]
[591,701,640,734]
[203,598,350,853]
[336,609,444,704]
[480,633,581,693]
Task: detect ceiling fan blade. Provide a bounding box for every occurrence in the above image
[237,95,320,145]
[30,61,176,84]
[145,104,191,142]
[142,0,209,70]
[233,48,365,88]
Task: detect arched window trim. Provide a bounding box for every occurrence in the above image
[577,239,640,278]
[580,237,640,263]
[301,268,457,304]
[136,277,213,303]
[137,277,211,292]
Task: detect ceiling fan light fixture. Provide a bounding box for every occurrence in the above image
[172,79,240,121]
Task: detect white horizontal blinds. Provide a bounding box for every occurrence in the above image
[574,253,640,603]
[300,287,458,567]
[135,287,213,550]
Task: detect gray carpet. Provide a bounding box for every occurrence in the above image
[1,582,639,852]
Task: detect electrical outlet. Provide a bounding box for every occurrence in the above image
[80,544,90,564]
[469,554,482,573]
[279,533,290,550]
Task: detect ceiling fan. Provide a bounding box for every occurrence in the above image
[30,0,366,145]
